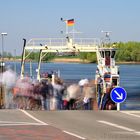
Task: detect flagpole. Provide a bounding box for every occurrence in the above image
[72,24,75,42]
[66,23,68,35]
[60,18,69,36]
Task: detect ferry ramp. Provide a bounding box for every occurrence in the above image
[20,37,99,80]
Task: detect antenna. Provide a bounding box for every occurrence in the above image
[101,30,112,38]
[101,30,112,44]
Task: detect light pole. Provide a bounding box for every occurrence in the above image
[1,33,7,67]
[0,33,7,108]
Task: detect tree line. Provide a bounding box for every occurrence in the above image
[0,52,13,59]
[115,42,140,62]
[79,41,140,63]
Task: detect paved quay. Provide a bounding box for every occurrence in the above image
[0,109,140,140]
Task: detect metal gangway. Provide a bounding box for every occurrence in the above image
[20,37,100,80]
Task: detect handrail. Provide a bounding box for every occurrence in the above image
[26,38,100,47]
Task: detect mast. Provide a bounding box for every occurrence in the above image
[20,39,26,79]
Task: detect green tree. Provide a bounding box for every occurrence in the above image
[43,53,55,62]
[79,52,87,61]
[115,41,140,62]
[86,52,97,63]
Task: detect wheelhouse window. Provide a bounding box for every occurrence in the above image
[105,51,110,66]
[100,51,105,58]
[105,51,110,57]
[111,51,116,58]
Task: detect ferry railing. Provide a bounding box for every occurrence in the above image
[26,38,100,48]
[26,38,67,47]
[73,38,100,46]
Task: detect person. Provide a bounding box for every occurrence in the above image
[52,77,65,110]
[1,68,16,109]
[45,79,53,110]
[62,89,69,110]
[83,96,90,110]
[105,82,116,110]
[97,76,103,109]
[32,81,42,110]
[67,84,81,110]
[82,81,96,110]
[100,83,112,110]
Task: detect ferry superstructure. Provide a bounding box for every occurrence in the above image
[95,32,119,110]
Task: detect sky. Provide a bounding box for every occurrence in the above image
[0,0,140,55]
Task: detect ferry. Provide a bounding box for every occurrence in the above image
[20,31,119,110]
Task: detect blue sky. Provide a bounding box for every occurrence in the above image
[0,0,140,55]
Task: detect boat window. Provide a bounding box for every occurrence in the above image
[112,78,118,86]
[100,51,104,58]
[102,51,105,58]
[100,51,102,57]
[111,51,116,58]
[105,51,110,57]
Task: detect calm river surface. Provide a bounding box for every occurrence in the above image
[6,62,140,110]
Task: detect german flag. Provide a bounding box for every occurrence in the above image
[67,19,74,26]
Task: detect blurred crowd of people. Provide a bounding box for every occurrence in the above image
[11,76,97,110]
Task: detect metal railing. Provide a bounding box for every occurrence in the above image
[26,38,100,47]
[26,38,67,47]
[73,38,100,46]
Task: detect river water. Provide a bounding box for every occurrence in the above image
[5,61,140,110]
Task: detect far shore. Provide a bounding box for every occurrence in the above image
[1,58,140,64]
[49,58,90,63]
